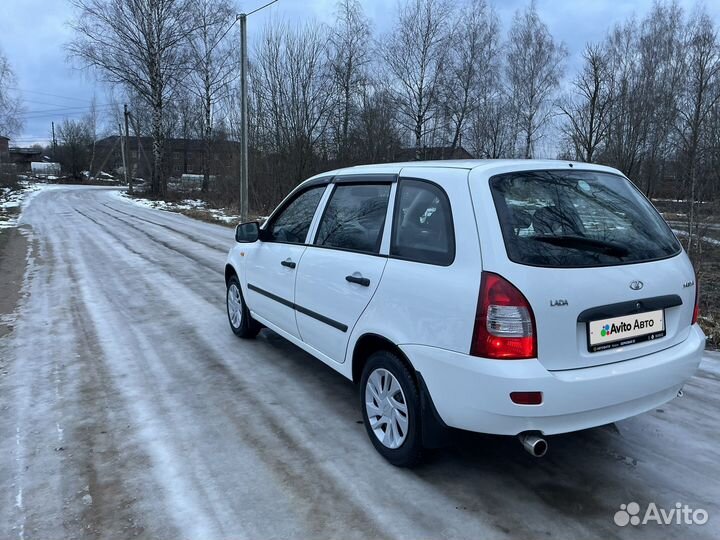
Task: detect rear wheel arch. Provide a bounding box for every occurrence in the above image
[351,333,417,386]
[353,333,450,456]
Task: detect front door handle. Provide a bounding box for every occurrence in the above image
[281,259,296,269]
[346,274,370,287]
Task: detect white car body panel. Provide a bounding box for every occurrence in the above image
[468,163,697,371]
[295,247,387,362]
[226,159,705,437]
[404,325,704,435]
[244,242,307,338]
[347,167,481,355]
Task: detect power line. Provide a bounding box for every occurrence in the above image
[247,0,279,16]
[17,105,117,117]
[19,98,114,108]
[7,86,97,104]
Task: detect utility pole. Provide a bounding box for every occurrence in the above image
[119,122,128,193]
[133,114,142,186]
[51,121,57,159]
[236,0,278,221]
[238,12,249,222]
[124,104,132,195]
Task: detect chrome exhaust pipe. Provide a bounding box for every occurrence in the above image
[518,432,547,457]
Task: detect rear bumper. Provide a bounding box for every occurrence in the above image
[402,325,705,436]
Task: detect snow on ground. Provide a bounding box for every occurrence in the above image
[652,198,709,204]
[0,182,50,229]
[673,228,720,246]
[115,189,242,225]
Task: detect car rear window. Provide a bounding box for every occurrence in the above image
[489,170,681,268]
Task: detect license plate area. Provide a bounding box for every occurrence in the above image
[587,309,665,353]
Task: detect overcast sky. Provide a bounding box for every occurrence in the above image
[2,0,719,146]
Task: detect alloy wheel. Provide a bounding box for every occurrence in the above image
[227,283,243,329]
[365,368,409,449]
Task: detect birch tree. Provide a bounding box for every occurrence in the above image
[184,0,236,192]
[329,0,370,164]
[384,0,454,159]
[506,1,566,158]
[68,0,192,196]
[85,96,99,176]
[442,0,500,152]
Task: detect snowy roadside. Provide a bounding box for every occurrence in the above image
[114,190,243,227]
[0,181,48,230]
[672,228,720,247]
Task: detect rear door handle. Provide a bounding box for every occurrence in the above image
[281,259,296,269]
[346,274,370,287]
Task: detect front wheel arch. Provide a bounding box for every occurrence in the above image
[225,264,237,286]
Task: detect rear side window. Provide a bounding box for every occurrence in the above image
[391,179,455,265]
[315,184,391,254]
[270,186,325,243]
[490,170,681,268]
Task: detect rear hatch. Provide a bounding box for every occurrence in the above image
[470,167,697,371]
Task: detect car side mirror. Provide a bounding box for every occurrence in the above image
[235,221,260,243]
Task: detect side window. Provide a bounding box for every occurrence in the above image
[391,179,455,265]
[315,184,391,254]
[269,186,325,244]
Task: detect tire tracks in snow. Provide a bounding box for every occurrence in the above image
[69,199,394,539]
[101,202,230,252]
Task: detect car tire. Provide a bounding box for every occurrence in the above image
[226,275,260,338]
[360,351,423,467]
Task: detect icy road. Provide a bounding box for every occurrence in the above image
[0,185,718,540]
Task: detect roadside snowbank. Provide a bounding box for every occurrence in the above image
[115,191,242,226]
[0,182,48,229]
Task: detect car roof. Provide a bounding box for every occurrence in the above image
[304,159,623,183]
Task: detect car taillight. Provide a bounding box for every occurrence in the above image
[471,272,537,359]
[692,282,700,325]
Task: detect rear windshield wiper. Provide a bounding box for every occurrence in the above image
[532,235,630,258]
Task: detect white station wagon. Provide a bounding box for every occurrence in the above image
[225,160,704,466]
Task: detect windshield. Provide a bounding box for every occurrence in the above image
[489,170,681,268]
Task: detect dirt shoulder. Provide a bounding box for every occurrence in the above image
[0,227,29,338]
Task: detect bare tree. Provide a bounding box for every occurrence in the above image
[329,0,370,164]
[355,82,403,162]
[57,118,92,179]
[184,0,236,192]
[636,1,685,197]
[601,19,649,178]
[676,9,720,258]
[68,0,192,196]
[0,47,23,137]
[468,93,515,158]
[252,21,333,192]
[384,0,454,159]
[506,1,567,158]
[559,44,612,162]
[442,0,500,152]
